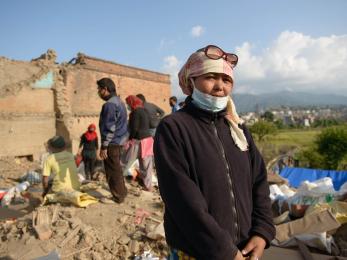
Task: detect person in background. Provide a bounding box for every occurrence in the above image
[78,123,99,180]
[97,77,128,203]
[154,45,275,260]
[124,95,154,191]
[42,136,80,198]
[169,96,180,113]
[136,93,165,136]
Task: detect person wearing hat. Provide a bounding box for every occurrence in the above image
[154,45,275,260]
[97,77,128,203]
[42,136,80,198]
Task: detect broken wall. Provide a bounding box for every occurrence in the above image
[0,52,172,157]
[62,55,171,153]
[0,57,56,159]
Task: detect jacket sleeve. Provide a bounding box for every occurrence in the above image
[128,110,140,140]
[100,102,117,148]
[154,120,239,260]
[244,126,276,247]
[154,104,165,118]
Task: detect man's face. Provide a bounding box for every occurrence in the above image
[97,86,108,100]
[169,99,175,107]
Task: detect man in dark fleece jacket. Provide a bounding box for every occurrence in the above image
[136,93,165,136]
[97,77,128,203]
[154,45,275,260]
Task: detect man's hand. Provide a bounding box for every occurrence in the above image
[96,149,102,160]
[100,149,108,160]
[242,235,266,260]
[234,250,246,260]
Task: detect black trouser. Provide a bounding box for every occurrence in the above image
[103,144,127,203]
[83,157,96,180]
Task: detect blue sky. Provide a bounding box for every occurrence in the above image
[1,0,347,97]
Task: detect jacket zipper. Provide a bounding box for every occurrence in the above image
[211,120,240,243]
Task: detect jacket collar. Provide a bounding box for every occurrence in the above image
[184,96,227,124]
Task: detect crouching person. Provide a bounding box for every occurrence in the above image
[42,136,97,207]
[42,136,80,198]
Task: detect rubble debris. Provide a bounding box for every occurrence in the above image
[33,207,52,241]
[31,49,57,63]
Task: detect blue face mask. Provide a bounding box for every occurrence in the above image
[191,80,229,112]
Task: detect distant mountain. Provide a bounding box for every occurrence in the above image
[233,91,347,113]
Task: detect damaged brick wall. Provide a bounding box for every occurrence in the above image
[61,55,171,153]
[0,51,171,158]
[0,55,57,159]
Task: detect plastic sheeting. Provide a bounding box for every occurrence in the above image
[280,167,347,191]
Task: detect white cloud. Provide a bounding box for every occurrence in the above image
[162,55,182,96]
[234,31,347,95]
[191,25,205,38]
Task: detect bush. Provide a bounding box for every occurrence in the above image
[316,126,347,169]
[299,125,347,170]
[249,120,277,142]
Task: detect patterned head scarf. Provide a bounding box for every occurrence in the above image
[178,46,248,151]
[178,51,234,96]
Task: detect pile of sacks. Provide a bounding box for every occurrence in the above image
[270,177,347,256]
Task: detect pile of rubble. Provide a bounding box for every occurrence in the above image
[0,156,168,259]
[1,183,168,260]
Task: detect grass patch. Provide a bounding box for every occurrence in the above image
[255,128,321,163]
[267,129,320,147]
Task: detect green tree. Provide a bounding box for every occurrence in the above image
[262,111,275,122]
[297,145,325,169]
[312,118,340,128]
[315,126,347,169]
[274,119,285,129]
[337,154,347,170]
[249,120,277,142]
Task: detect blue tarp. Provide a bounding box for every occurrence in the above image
[280,167,347,191]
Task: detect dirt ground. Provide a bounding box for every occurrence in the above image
[0,157,168,260]
[2,157,347,260]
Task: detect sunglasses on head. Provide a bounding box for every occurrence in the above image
[197,45,238,68]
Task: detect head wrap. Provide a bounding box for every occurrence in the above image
[178,51,234,96]
[84,123,97,141]
[178,47,248,151]
[126,95,144,111]
[48,136,65,149]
